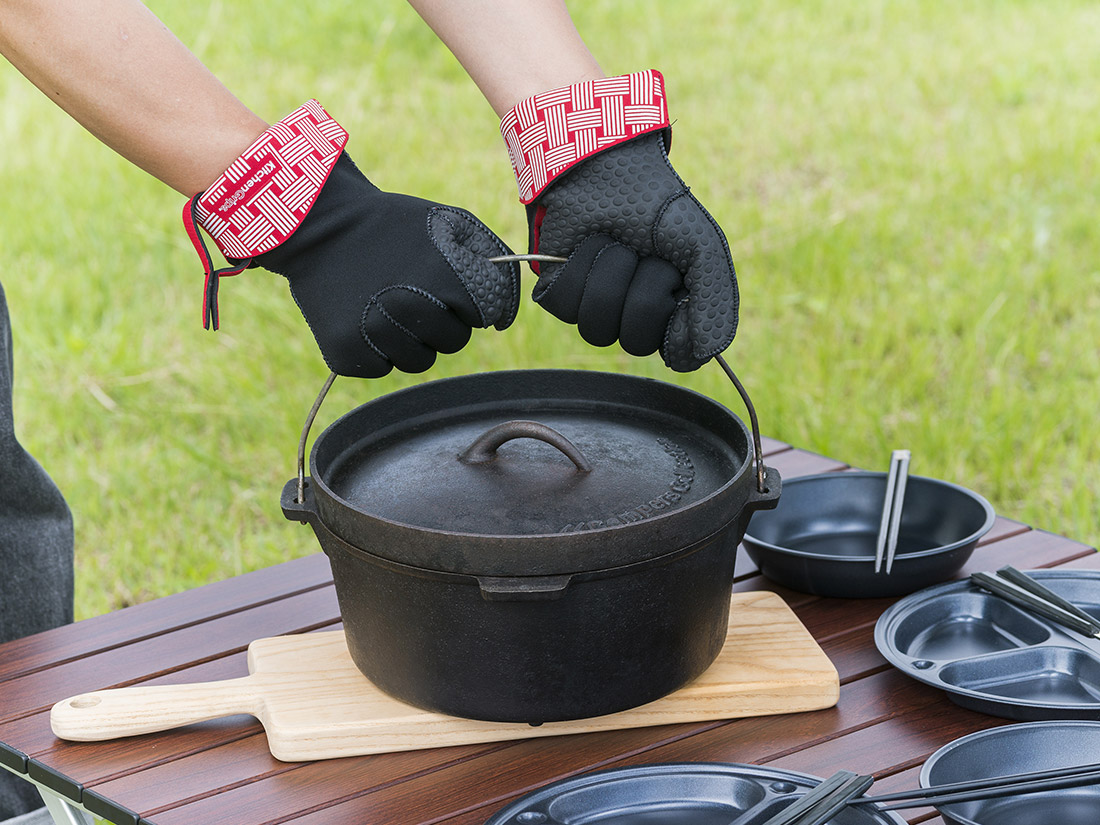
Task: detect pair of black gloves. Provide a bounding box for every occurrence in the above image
[187,76,738,378]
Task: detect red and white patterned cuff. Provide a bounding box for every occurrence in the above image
[187,99,348,261]
[183,100,348,328]
[500,70,670,204]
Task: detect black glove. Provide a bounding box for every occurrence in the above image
[185,100,519,378]
[530,131,737,371]
[500,71,738,372]
[258,153,519,377]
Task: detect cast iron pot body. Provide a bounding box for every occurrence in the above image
[281,369,780,724]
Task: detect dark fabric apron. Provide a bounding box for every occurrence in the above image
[0,282,74,819]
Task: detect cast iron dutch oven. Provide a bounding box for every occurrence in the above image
[281,366,780,724]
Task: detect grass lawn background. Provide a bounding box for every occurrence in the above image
[1,0,1097,619]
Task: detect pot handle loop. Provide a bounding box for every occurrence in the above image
[714,354,768,495]
[297,371,338,504]
[460,420,592,473]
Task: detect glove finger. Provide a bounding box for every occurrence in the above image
[327,339,394,378]
[361,288,453,374]
[619,257,684,357]
[654,192,739,367]
[663,299,702,372]
[418,309,473,354]
[576,243,637,348]
[532,234,618,325]
[427,206,521,330]
[285,282,394,379]
[322,346,394,380]
[376,286,474,354]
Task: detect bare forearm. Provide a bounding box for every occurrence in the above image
[407,0,604,116]
[0,0,266,194]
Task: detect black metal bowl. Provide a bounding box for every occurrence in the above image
[920,721,1100,825]
[742,471,995,598]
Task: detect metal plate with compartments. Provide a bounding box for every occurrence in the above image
[876,570,1100,720]
[483,762,906,825]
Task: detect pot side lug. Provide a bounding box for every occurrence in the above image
[281,478,320,526]
[748,466,782,512]
[477,575,574,601]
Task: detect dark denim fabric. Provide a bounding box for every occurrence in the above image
[0,283,74,819]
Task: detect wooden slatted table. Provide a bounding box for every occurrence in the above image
[1,438,1096,825]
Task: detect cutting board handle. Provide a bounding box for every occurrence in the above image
[51,675,262,741]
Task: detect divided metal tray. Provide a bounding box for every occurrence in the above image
[875,570,1100,720]
[921,721,1100,825]
[484,762,907,825]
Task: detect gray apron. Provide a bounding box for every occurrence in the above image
[0,282,74,819]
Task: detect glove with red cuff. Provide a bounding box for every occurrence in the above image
[184,100,520,378]
[500,70,738,372]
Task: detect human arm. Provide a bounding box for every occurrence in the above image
[408,0,740,372]
[0,0,266,195]
[405,0,604,116]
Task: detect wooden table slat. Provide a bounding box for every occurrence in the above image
[860,764,939,824]
[790,527,1096,642]
[979,516,1031,545]
[1063,551,1100,569]
[0,554,332,686]
[761,449,849,479]
[760,436,791,455]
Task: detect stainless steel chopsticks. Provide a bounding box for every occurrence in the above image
[970,568,1100,640]
[754,771,874,825]
[746,760,1100,822]
[739,761,1100,822]
[995,565,1100,633]
[850,762,1100,811]
[487,254,568,264]
[875,449,910,574]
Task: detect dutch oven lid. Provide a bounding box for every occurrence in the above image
[300,369,770,576]
[313,370,751,537]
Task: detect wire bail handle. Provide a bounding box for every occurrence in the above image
[714,354,768,495]
[295,254,768,500]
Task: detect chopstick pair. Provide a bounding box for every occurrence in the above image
[754,759,1100,823]
[970,566,1100,640]
[874,449,910,574]
[849,760,1100,811]
[756,771,874,825]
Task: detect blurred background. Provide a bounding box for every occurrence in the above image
[1,0,1096,619]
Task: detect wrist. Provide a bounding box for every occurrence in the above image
[186,116,272,196]
[189,100,348,259]
[181,99,348,329]
[500,69,670,204]
[487,67,606,116]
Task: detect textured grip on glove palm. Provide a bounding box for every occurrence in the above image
[530,131,738,372]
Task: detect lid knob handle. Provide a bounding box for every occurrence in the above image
[459,420,592,473]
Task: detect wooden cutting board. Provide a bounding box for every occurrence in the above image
[51,591,838,762]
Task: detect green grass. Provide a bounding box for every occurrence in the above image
[1,0,1097,620]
